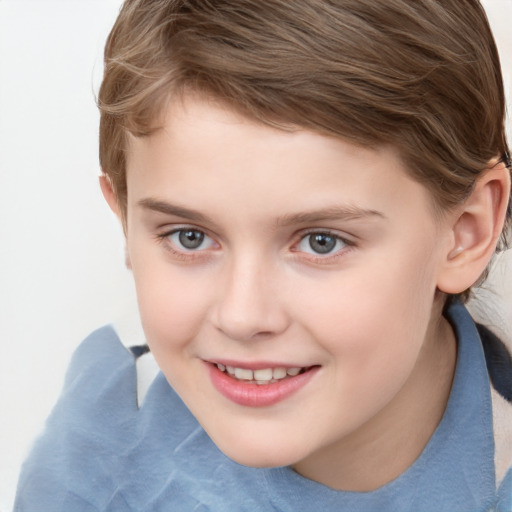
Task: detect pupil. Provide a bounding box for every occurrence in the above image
[309,233,336,254]
[179,230,204,249]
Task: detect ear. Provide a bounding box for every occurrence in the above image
[99,174,122,219]
[437,161,511,294]
[99,175,131,269]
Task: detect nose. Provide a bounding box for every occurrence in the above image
[212,256,290,342]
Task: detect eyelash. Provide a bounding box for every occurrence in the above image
[155,227,355,264]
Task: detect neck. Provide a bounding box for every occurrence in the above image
[293,300,457,491]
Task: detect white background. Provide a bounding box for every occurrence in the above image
[0,1,511,510]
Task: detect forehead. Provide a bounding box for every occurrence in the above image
[125,94,438,227]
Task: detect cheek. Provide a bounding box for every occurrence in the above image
[128,247,212,358]
[298,246,438,403]
[301,253,435,341]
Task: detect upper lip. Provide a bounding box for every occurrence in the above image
[206,359,312,370]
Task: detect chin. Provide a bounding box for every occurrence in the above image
[223,449,293,469]
[211,431,304,469]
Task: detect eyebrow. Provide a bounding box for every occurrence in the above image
[274,206,386,227]
[138,198,210,223]
[138,198,386,227]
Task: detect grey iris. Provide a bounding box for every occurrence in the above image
[179,230,204,249]
[309,233,336,254]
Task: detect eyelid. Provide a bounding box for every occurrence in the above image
[295,228,354,246]
[157,223,216,241]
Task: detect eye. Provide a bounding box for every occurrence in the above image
[167,228,216,251]
[297,232,347,255]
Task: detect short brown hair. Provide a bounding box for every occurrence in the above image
[98,0,511,284]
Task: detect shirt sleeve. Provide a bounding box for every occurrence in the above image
[14,326,139,512]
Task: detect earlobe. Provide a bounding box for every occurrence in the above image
[100,174,131,265]
[125,247,132,270]
[99,174,122,219]
[437,162,511,294]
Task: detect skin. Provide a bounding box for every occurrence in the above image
[112,94,465,491]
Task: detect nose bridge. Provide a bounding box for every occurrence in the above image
[214,249,288,341]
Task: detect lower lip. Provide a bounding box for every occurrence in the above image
[207,364,319,407]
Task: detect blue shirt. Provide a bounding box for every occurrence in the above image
[14,303,512,511]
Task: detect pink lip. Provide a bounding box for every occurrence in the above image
[207,363,319,407]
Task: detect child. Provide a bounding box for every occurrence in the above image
[15,0,512,510]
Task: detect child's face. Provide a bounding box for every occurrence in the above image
[123,94,455,483]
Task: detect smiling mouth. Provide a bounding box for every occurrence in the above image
[214,363,311,384]
[208,362,320,407]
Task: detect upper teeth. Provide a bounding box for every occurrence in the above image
[217,364,303,383]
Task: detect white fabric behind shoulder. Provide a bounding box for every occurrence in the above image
[112,316,161,407]
[468,251,512,351]
[491,387,512,488]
